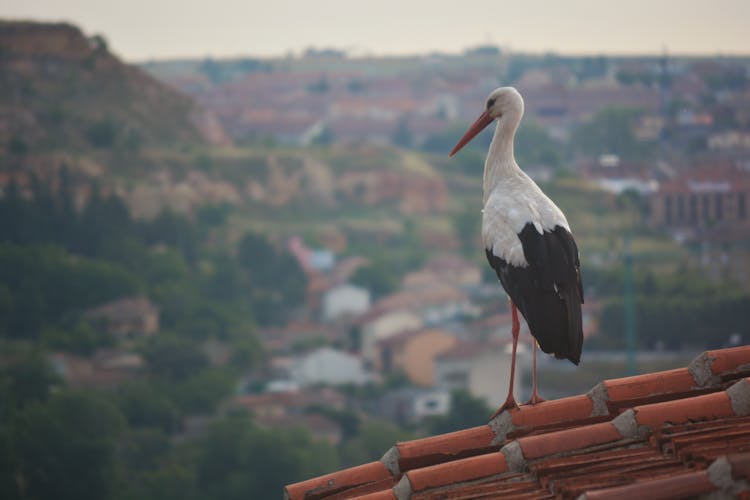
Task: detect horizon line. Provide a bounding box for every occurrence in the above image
[134,46,750,64]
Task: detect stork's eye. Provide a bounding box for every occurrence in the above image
[486,98,496,109]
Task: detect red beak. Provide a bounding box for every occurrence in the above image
[449,110,494,156]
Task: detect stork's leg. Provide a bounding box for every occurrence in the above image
[524,339,546,405]
[490,301,520,418]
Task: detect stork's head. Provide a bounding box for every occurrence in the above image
[449,87,524,156]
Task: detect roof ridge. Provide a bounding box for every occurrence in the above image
[284,346,750,500]
[388,376,750,499]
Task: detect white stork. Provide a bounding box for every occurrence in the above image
[449,87,583,415]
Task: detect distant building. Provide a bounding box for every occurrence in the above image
[50,350,145,389]
[321,283,371,322]
[265,379,300,393]
[258,322,341,353]
[85,297,159,337]
[379,387,451,424]
[579,157,660,195]
[287,236,317,275]
[371,285,478,326]
[235,109,323,145]
[649,166,750,231]
[434,340,528,407]
[231,387,347,417]
[358,310,424,369]
[310,249,335,272]
[202,339,231,366]
[708,131,750,151]
[290,347,370,386]
[229,389,345,444]
[255,413,343,445]
[377,328,458,386]
[402,256,482,291]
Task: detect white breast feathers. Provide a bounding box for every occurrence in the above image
[482,181,570,267]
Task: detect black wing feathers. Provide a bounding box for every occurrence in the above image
[485,224,584,365]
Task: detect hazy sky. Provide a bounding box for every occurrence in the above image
[2,0,749,61]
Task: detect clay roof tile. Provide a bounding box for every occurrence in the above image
[517,422,623,460]
[510,394,594,428]
[705,345,750,379]
[603,367,697,403]
[285,461,391,500]
[395,425,498,471]
[403,452,508,493]
[633,391,735,429]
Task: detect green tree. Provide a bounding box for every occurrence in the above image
[172,368,235,415]
[0,354,60,411]
[0,244,141,339]
[237,232,307,325]
[350,260,398,299]
[194,414,338,499]
[452,204,482,259]
[312,125,334,146]
[86,118,119,149]
[200,58,228,84]
[203,255,243,302]
[11,391,126,500]
[571,107,652,160]
[340,421,411,467]
[197,203,232,231]
[229,333,263,371]
[391,118,413,149]
[307,75,330,93]
[426,390,492,435]
[237,232,276,272]
[42,319,106,355]
[7,136,28,156]
[116,382,180,433]
[121,460,194,500]
[140,210,198,263]
[515,121,563,167]
[142,335,209,382]
[119,428,169,473]
[142,249,189,289]
[0,426,16,499]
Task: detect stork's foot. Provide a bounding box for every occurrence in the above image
[490,395,519,419]
[523,393,546,406]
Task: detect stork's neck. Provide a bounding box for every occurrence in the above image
[483,114,521,203]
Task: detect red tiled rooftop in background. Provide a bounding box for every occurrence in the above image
[284,346,750,499]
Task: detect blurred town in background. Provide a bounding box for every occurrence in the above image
[1,20,750,499]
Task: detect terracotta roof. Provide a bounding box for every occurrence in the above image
[85,296,158,321]
[436,338,521,361]
[658,165,750,195]
[377,328,456,349]
[372,286,469,316]
[284,345,750,499]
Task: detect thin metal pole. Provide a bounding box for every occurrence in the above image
[623,234,637,375]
